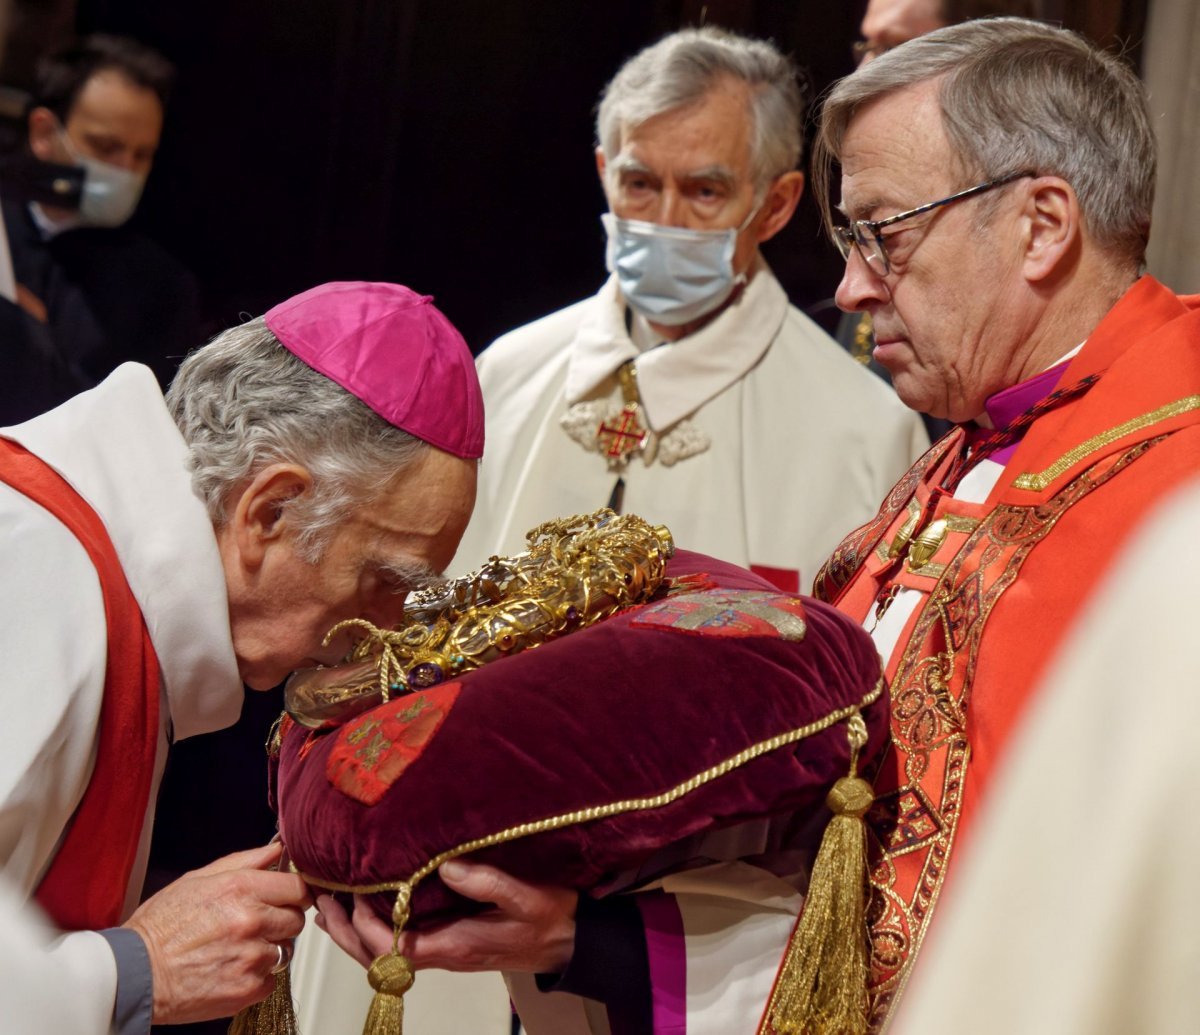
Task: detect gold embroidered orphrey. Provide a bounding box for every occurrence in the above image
[864,437,1164,1030]
[595,358,649,469]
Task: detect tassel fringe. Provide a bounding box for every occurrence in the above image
[362,952,414,1035]
[228,963,300,1035]
[763,713,873,1035]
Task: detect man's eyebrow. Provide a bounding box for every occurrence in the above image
[840,193,890,222]
[682,165,737,188]
[611,155,653,177]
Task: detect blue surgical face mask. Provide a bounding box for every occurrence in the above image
[601,206,758,327]
[58,127,146,228]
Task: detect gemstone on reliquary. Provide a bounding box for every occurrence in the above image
[407,662,444,688]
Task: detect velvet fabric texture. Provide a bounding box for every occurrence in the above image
[276,551,887,925]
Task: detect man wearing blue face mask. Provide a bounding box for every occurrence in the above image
[454,27,928,595]
[0,34,200,422]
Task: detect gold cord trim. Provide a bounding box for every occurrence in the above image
[1012,395,1200,491]
[291,676,885,895]
[943,514,979,533]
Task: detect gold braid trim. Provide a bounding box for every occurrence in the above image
[1012,395,1200,490]
[291,675,885,896]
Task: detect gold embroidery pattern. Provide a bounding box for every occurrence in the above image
[943,514,980,534]
[813,436,957,602]
[866,436,1165,1030]
[1012,396,1200,490]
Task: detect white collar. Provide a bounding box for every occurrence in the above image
[564,256,789,431]
[3,365,244,741]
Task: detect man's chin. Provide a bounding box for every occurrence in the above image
[890,376,939,421]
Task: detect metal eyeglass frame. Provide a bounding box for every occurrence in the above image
[833,170,1036,276]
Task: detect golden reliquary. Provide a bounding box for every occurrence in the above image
[284,508,675,729]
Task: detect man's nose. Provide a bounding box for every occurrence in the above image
[653,191,688,227]
[834,246,889,313]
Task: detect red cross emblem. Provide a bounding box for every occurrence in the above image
[596,404,647,465]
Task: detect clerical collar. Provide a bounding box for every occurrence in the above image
[565,255,787,432]
[967,342,1085,468]
[974,342,1085,427]
[983,360,1070,431]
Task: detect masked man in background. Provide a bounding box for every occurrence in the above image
[453,26,927,592]
[0,33,200,422]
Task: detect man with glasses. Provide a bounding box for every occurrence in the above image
[809,15,1200,1031]
[836,0,1039,446]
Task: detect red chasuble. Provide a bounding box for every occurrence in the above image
[0,438,160,930]
[810,276,1200,1030]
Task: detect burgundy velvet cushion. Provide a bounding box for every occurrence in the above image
[276,550,887,925]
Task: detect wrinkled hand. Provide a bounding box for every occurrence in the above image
[123,842,311,1025]
[316,859,577,974]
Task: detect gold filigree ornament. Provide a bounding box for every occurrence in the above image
[283,509,675,730]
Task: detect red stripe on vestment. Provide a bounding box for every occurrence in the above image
[0,438,160,930]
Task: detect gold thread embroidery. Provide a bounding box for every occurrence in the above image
[943,514,979,533]
[875,741,969,1035]
[867,436,1166,1030]
[1012,395,1200,490]
[290,678,885,895]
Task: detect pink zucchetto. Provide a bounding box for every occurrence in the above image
[264,282,484,460]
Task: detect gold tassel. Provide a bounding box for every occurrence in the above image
[228,844,301,1035]
[228,963,300,1035]
[762,714,873,1035]
[361,952,415,1035]
[361,883,416,1035]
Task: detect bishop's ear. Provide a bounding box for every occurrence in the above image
[226,464,313,569]
[1022,176,1080,283]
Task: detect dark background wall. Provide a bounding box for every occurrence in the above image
[2,0,1149,350]
[8,0,865,352]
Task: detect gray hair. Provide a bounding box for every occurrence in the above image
[596,27,804,189]
[166,317,430,561]
[815,18,1155,267]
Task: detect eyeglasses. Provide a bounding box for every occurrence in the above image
[833,170,1035,277]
